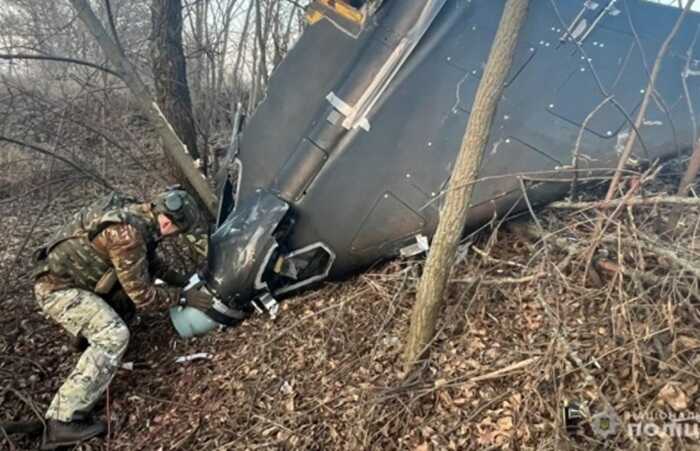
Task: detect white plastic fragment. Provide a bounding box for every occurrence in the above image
[400,234,430,258]
[175,353,213,364]
[326,92,353,117]
[280,380,293,395]
[615,130,630,154]
[184,274,202,290]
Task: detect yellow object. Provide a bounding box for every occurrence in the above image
[306,0,365,26]
[307,10,324,25]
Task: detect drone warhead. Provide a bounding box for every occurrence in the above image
[170,190,293,337]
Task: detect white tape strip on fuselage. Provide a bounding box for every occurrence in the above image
[326,0,448,132]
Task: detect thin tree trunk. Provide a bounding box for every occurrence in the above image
[248,32,260,116]
[403,0,530,366]
[232,2,253,100]
[254,0,270,87]
[68,0,217,217]
[677,25,700,195]
[190,0,204,109]
[217,0,240,121]
[677,140,700,195]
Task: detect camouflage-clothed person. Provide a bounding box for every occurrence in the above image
[33,191,196,424]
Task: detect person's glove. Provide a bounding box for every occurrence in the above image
[160,269,190,288]
[183,288,214,311]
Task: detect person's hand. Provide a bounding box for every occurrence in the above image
[184,288,213,311]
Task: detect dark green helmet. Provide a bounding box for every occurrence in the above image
[152,187,200,234]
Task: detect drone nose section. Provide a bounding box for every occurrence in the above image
[206,190,292,306]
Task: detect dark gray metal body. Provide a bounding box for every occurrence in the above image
[210,0,700,309]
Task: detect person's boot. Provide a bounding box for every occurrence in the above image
[40,417,106,450]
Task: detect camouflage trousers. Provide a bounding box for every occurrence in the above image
[34,283,130,422]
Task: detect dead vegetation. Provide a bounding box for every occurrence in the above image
[2,148,700,450]
[3,1,700,449]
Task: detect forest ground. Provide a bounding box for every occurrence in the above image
[3,136,700,450]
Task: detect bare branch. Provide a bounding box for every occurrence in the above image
[550,195,700,210]
[104,0,125,57]
[0,135,113,189]
[0,53,121,78]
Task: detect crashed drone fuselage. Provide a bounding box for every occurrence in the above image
[198,0,700,329]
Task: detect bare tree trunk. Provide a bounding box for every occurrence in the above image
[150,0,200,164]
[68,0,217,217]
[233,3,254,99]
[403,0,530,366]
[216,0,240,124]
[678,140,700,195]
[190,0,204,110]
[248,33,260,116]
[678,26,700,196]
[254,0,270,88]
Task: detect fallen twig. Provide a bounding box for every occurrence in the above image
[462,357,540,384]
[550,195,700,210]
[604,235,700,279]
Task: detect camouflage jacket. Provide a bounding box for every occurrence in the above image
[34,193,184,307]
